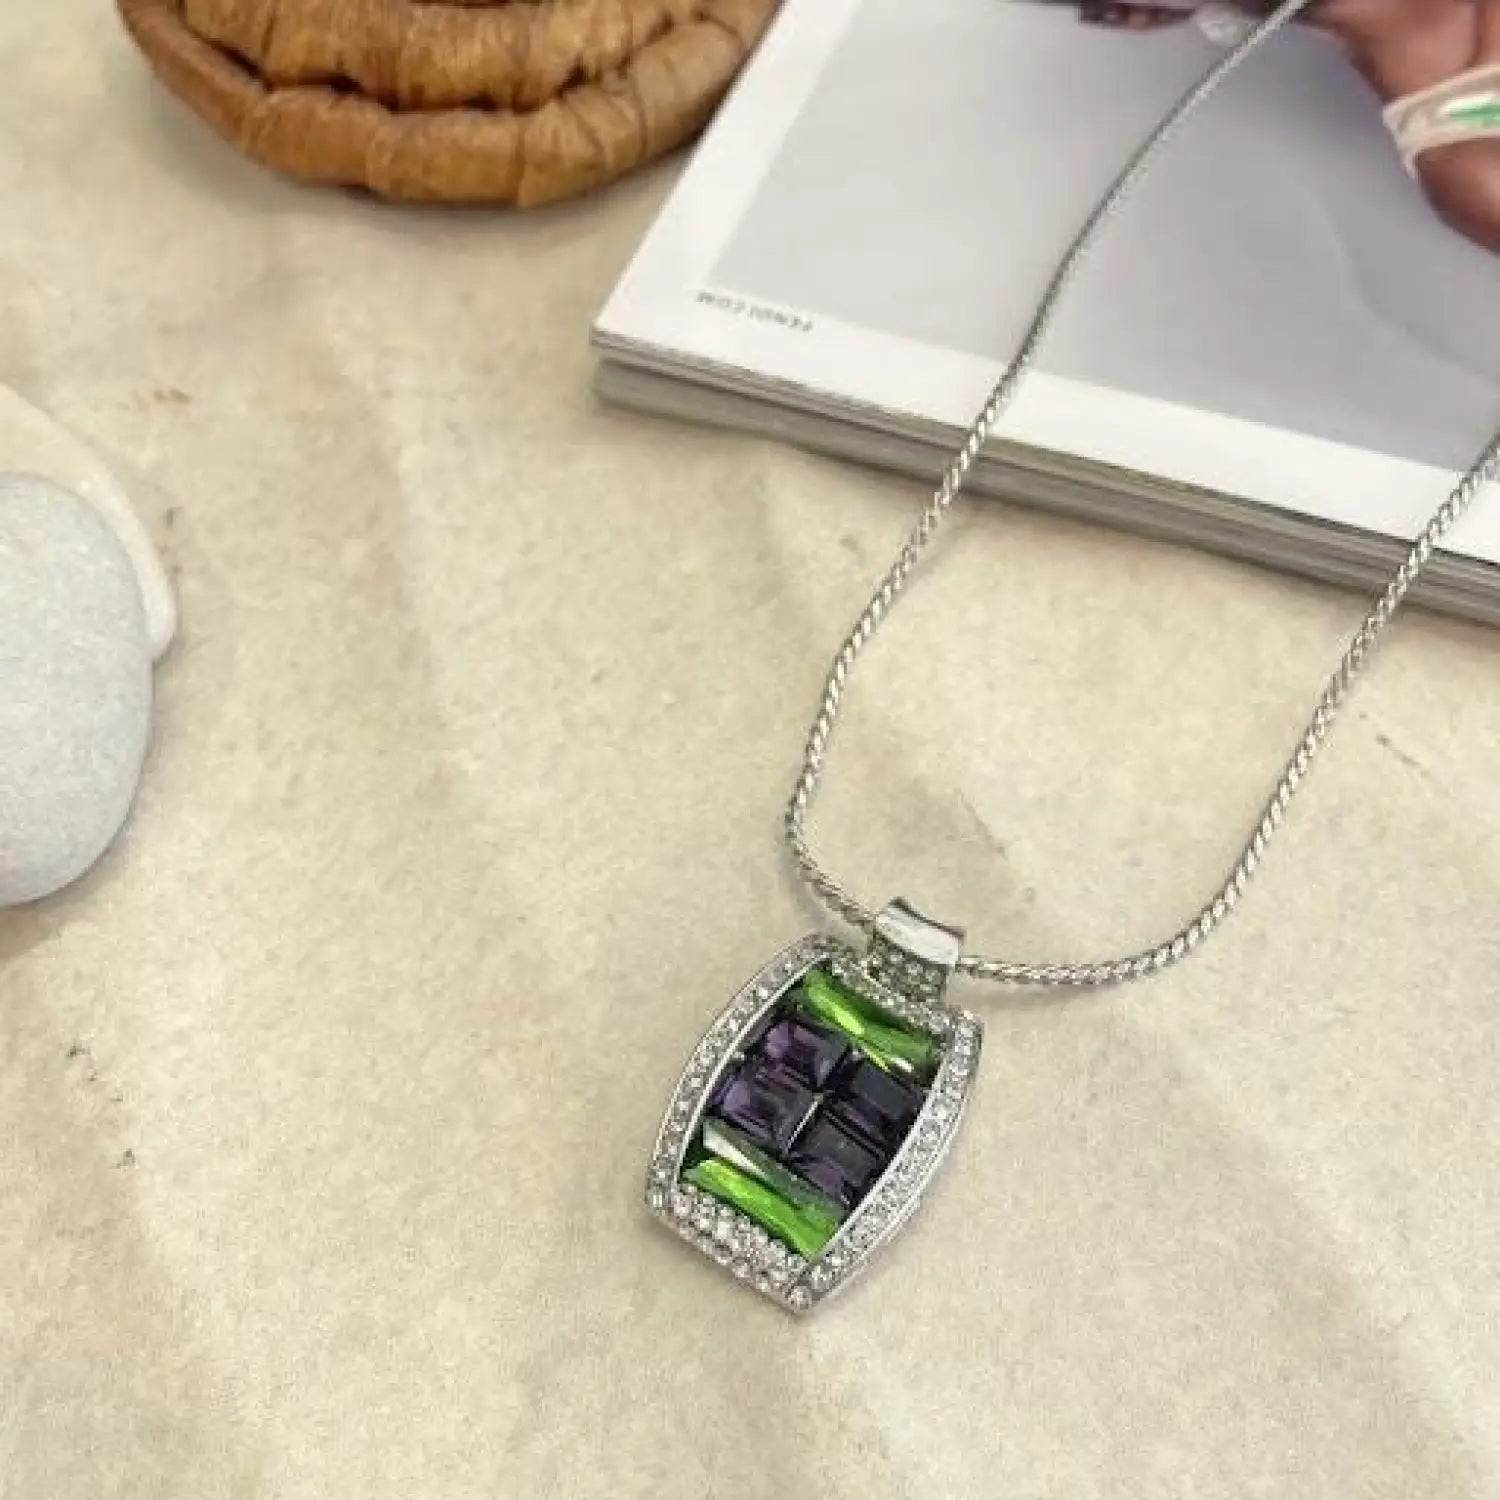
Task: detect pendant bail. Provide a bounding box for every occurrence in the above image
[867,898,966,1002]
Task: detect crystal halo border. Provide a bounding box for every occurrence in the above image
[644,934,983,1314]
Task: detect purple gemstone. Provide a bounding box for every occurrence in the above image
[829,1059,923,1155]
[758,1018,848,1089]
[711,1060,816,1155]
[789,1111,885,1209]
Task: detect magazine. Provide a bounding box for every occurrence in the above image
[592,0,1500,622]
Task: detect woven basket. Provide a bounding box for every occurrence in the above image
[118,0,780,206]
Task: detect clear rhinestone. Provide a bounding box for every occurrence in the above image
[696,1232,716,1253]
[715,1215,738,1245]
[693,1205,715,1233]
[647,1187,667,1211]
[765,1263,790,1288]
[788,1286,812,1311]
[731,1259,752,1280]
[809,1265,834,1292]
[785,1254,808,1277]
[671,1190,693,1220]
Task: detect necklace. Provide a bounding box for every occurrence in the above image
[645,0,1500,1314]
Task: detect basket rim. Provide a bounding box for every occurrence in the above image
[117,0,779,204]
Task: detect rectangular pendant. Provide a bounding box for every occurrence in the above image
[644,931,981,1313]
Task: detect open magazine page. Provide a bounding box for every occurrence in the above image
[596,0,1500,566]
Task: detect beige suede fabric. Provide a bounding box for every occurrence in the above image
[3,5,1500,1497]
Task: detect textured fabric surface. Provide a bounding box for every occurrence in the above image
[3,4,1500,1497]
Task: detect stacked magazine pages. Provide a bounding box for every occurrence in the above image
[593,0,1500,622]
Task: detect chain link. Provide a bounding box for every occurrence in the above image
[784,0,1500,988]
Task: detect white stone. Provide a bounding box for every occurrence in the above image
[0,475,153,906]
[0,386,175,658]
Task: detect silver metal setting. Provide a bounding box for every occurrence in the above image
[868,898,965,1002]
[645,934,982,1314]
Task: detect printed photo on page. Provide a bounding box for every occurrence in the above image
[709,0,1499,471]
[597,0,1500,588]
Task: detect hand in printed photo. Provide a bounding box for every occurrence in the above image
[1075,0,1500,253]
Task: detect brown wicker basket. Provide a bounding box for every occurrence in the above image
[118,0,780,206]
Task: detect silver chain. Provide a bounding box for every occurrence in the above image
[784,0,1500,989]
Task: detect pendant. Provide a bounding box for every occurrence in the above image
[645,900,981,1313]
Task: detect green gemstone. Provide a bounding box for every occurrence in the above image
[1443,100,1500,128]
[793,968,940,1081]
[685,1158,843,1257]
[686,1120,845,1257]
